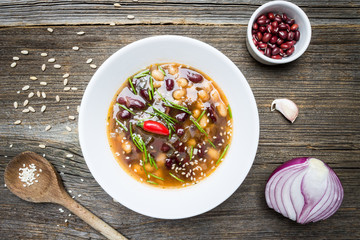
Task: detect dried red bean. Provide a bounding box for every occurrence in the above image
[270,36,278,44]
[274,15,282,22]
[140,88,152,102]
[276,38,284,45]
[252,38,258,46]
[272,47,280,56]
[265,48,271,57]
[117,109,131,120]
[287,19,295,25]
[252,29,258,34]
[279,23,287,30]
[262,33,272,43]
[265,19,270,24]
[253,22,259,30]
[268,12,275,20]
[258,50,265,55]
[126,97,146,109]
[278,31,288,40]
[272,55,282,59]
[280,43,291,50]
[291,23,298,31]
[294,30,300,41]
[279,48,285,56]
[256,32,263,41]
[287,40,297,46]
[117,96,127,105]
[286,46,295,56]
[187,72,203,83]
[268,43,276,49]
[175,112,188,122]
[258,14,267,20]
[258,43,267,49]
[273,27,279,34]
[176,128,185,137]
[161,143,171,153]
[257,19,267,25]
[272,21,278,28]
[285,24,291,31]
[266,24,273,33]
[282,13,288,21]
[207,104,217,122]
[287,31,295,41]
[165,78,174,91]
[259,26,266,33]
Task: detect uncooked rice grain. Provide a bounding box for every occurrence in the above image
[41,105,46,112]
[47,27,53,33]
[41,53,48,57]
[14,102,18,109]
[55,95,60,102]
[13,56,19,61]
[72,46,79,51]
[28,106,35,112]
[37,91,41,97]
[14,120,21,125]
[41,64,46,71]
[48,58,55,63]
[30,76,38,80]
[64,87,70,91]
[42,92,46,98]
[40,82,47,86]
[77,31,85,35]
[90,64,97,69]
[28,92,34,98]
[66,126,72,132]
[63,73,69,78]
[86,58,93,64]
[39,144,46,149]
[22,85,30,91]
[11,62,17,68]
[23,99,29,106]
[22,109,30,113]
[45,125,51,131]
[63,79,68,85]
[66,154,73,158]
[21,50,29,55]
[54,64,61,69]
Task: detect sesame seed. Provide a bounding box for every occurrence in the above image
[71,87,78,91]
[28,92,34,98]
[47,27,54,33]
[72,46,79,51]
[14,120,21,125]
[23,100,29,106]
[21,50,29,55]
[63,73,69,78]
[28,106,35,112]
[11,62,17,68]
[86,58,93,64]
[39,144,46,149]
[77,31,85,35]
[66,154,73,158]
[65,126,72,132]
[64,87,70,91]
[14,102,18,109]
[55,95,60,102]
[114,3,121,7]
[45,125,51,131]
[40,81,47,86]
[48,58,55,63]
[90,64,97,69]
[54,64,61,69]
[68,115,75,120]
[42,92,46,98]
[41,105,46,112]
[127,15,135,20]
[13,56,19,61]
[36,91,41,97]
[41,64,46,71]
[40,53,48,57]
[22,85,30,91]
[63,79,68,85]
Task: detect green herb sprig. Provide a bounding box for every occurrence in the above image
[189,146,194,161]
[128,78,137,95]
[190,116,216,148]
[216,144,229,165]
[146,180,158,185]
[158,65,166,75]
[149,173,164,181]
[134,69,150,79]
[156,90,191,114]
[116,103,135,115]
[228,104,232,118]
[197,109,206,122]
[115,119,128,131]
[169,173,184,183]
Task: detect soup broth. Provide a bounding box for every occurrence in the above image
[107,63,233,188]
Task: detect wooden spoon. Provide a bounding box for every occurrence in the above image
[4,151,127,240]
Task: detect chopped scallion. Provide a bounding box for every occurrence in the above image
[189,146,194,161]
[115,119,128,131]
[134,69,150,79]
[207,139,216,148]
[149,173,164,181]
[146,180,158,185]
[116,103,135,115]
[128,78,137,95]
[158,65,166,75]
[228,104,232,118]
[197,109,206,122]
[216,144,229,165]
[169,173,184,183]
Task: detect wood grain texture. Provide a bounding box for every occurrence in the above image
[1,2,360,239]
[0,0,359,26]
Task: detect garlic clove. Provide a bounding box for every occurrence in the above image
[271,98,299,123]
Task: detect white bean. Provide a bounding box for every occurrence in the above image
[176,78,188,88]
[199,115,208,128]
[217,103,227,117]
[168,66,178,75]
[122,141,132,154]
[207,148,219,160]
[151,69,165,81]
[193,109,201,118]
[173,89,186,100]
[198,90,210,102]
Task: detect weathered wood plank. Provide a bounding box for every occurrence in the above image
[0,0,359,26]
[0,24,359,239]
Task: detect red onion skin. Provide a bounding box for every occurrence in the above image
[265,157,344,224]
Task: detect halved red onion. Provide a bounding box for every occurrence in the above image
[265,157,344,224]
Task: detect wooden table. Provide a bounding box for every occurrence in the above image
[1,1,359,239]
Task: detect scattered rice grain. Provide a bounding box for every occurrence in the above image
[22,109,30,113]
[64,87,70,91]
[109,22,116,26]
[66,154,73,158]
[41,53,48,57]
[63,79,68,85]
[90,64,97,69]
[127,15,135,20]
[55,95,60,102]
[23,99,29,106]
[41,64,46,71]
[37,91,41,97]
[54,64,61,69]
[114,3,121,7]
[11,62,17,68]
[47,27,54,33]
[28,92,34,98]
[21,50,29,55]
[22,85,30,91]
[14,102,18,109]
[77,31,85,35]
[41,105,46,112]
[77,105,80,113]
[13,56,19,61]
[30,76,38,81]
[68,115,75,120]
[71,87,78,91]
[86,58,93,64]
[14,120,21,125]
[45,125,51,131]
[42,92,46,98]
[28,106,35,112]
[63,73,69,78]
[48,58,56,63]
[65,126,72,132]
[40,81,47,86]
[39,144,46,149]
[72,46,79,51]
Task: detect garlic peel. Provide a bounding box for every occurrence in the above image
[271,98,298,123]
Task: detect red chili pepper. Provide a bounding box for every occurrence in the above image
[137,120,169,136]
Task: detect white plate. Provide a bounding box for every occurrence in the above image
[79,35,259,219]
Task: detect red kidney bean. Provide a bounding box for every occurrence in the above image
[265,19,270,24]
[272,55,282,59]
[271,21,278,28]
[253,22,259,30]
[270,36,278,44]
[139,88,152,102]
[252,29,258,34]
[187,72,203,83]
[165,78,174,91]
[287,19,295,25]
[176,128,185,137]
[165,157,176,169]
[126,97,146,109]
[280,43,291,50]
[268,43,277,49]
[258,14,267,20]
[117,96,127,105]
[252,38,258,46]
[278,31,288,40]
[279,48,285,56]
[287,31,295,41]
[256,32,263,41]
[259,26,266,33]
[265,47,271,57]
[266,24,273,33]
[161,143,170,153]
[273,27,279,34]
[274,15,282,22]
[288,40,297,46]
[279,23,287,30]
[282,13,288,21]
[257,19,267,25]
[258,43,267,49]
[276,38,284,45]
[286,46,295,56]
[268,12,275,20]
[294,30,300,41]
[291,23,298,31]
[262,33,272,43]
[271,47,280,56]
[207,104,217,122]
[258,49,265,55]
[116,109,131,120]
[175,112,188,122]
[285,24,290,31]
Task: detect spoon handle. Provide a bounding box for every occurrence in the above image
[61,195,127,240]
